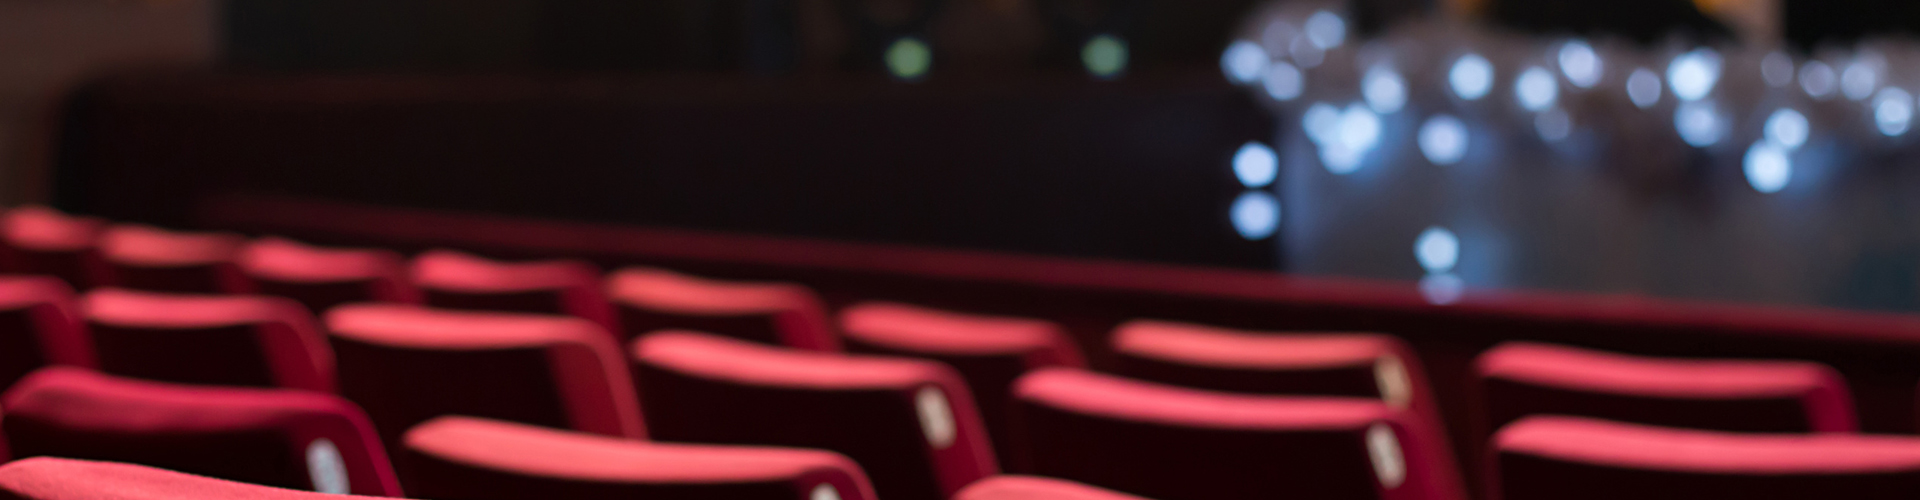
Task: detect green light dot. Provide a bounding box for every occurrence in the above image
[1082,34,1128,79]
[886,37,932,81]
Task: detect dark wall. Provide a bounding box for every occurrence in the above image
[55,71,1275,269]
[221,0,1266,73]
[1785,0,1920,49]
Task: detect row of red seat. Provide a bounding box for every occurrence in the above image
[1,205,1919,499]
[0,457,1146,500]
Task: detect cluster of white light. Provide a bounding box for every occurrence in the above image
[1744,108,1806,193]
[1300,101,1382,174]
[1231,142,1282,240]
[1221,5,1920,275]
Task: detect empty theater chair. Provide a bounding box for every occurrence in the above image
[1110,320,1450,432]
[239,238,420,313]
[411,249,615,332]
[325,304,643,448]
[0,276,90,388]
[0,206,106,288]
[82,288,333,392]
[1473,342,1856,435]
[954,476,1152,500]
[1492,415,1920,500]
[1009,368,1462,500]
[840,302,1083,464]
[0,368,401,496]
[631,331,996,500]
[1112,320,1426,404]
[0,457,399,500]
[96,225,249,294]
[402,416,878,500]
[609,267,836,350]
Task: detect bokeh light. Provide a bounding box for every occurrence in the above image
[1419,115,1469,165]
[885,37,933,81]
[1667,48,1721,102]
[1558,40,1603,89]
[1364,65,1408,114]
[1516,66,1558,112]
[1743,140,1791,193]
[1234,142,1279,188]
[1231,191,1282,240]
[1450,54,1494,101]
[1222,41,1268,84]
[1626,68,1662,109]
[1082,35,1128,79]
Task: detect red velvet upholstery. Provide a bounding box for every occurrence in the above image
[0,276,91,389]
[402,416,877,500]
[239,238,420,313]
[1493,415,1920,500]
[630,330,996,500]
[82,288,333,392]
[840,302,1082,465]
[954,476,1152,500]
[609,267,835,350]
[0,207,106,288]
[0,457,401,500]
[324,304,644,449]
[1473,341,1857,437]
[1106,320,1459,493]
[410,250,615,333]
[96,225,249,294]
[0,368,401,496]
[1009,368,1462,500]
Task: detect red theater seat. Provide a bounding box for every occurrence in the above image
[0,206,106,288]
[324,304,643,448]
[239,238,419,313]
[96,225,249,294]
[1473,342,1856,435]
[0,368,401,496]
[402,416,878,500]
[1112,320,1425,404]
[410,250,615,332]
[630,331,996,500]
[1493,415,1920,500]
[954,476,1151,500]
[82,288,333,392]
[0,276,90,388]
[1009,368,1462,500]
[840,302,1082,464]
[608,267,835,350]
[0,457,399,500]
